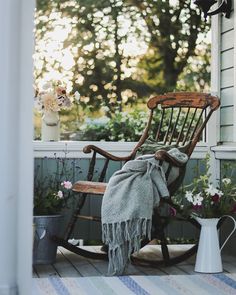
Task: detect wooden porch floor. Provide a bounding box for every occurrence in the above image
[33,245,236,277]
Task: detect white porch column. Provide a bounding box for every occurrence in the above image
[0,0,34,294]
[209,13,221,185]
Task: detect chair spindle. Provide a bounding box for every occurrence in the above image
[99,158,110,182]
[87,151,97,181]
[183,108,197,145]
[168,108,181,145]
[190,108,204,142]
[176,108,190,145]
[163,108,174,145]
[155,108,165,141]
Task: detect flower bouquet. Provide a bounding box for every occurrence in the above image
[34,81,80,141]
[172,158,236,219]
[182,177,236,218]
[34,81,80,113]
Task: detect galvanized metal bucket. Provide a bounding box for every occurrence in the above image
[33,215,62,265]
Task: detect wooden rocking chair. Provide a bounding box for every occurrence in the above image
[54,92,220,267]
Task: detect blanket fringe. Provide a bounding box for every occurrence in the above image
[102,218,151,275]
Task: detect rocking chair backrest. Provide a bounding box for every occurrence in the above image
[131,92,220,158]
[82,92,220,185]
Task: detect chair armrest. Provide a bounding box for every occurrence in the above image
[154,150,186,167]
[83,144,133,162]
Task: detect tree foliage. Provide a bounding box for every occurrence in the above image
[131,0,210,92]
[35,0,210,118]
[176,43,211,92]
[35,0,152,115]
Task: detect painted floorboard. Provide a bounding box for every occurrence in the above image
[33,245,236,278]
[52,249,81,277]
[34,264,59,278]
[59,247,102,276]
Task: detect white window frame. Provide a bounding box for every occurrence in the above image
[33,141,209,159]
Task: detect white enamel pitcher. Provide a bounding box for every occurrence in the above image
[194,215,236,273]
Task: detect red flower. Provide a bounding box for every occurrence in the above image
[212,194,220,203]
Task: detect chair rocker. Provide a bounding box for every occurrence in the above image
[54,92,220,267]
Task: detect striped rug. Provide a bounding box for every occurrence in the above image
[33,273,236,295]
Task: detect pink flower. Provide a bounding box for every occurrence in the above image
[61,181,72,190]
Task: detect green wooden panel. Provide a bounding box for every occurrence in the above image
[34,157,236,254]
[198,158,207,175]
[70,158,90,239]
[221,160,236,181]
[165,221,183,241]
[34,157,206,242]
[105,160,122,182]
[183,159,204,185]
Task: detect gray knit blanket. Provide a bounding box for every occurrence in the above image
[101,148,188,275]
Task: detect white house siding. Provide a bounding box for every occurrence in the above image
[220,6,235,142]
[211,2,236,257]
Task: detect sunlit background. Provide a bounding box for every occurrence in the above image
[34,0,211,141]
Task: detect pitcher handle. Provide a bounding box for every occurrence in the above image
[220,215,236,251]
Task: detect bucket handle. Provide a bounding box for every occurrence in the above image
[220,215,236,251]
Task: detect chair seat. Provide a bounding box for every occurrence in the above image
[72,180,107,195]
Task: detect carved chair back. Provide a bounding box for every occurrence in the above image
[84,92,220,186]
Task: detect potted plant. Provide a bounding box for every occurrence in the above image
[33,153,73,265]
